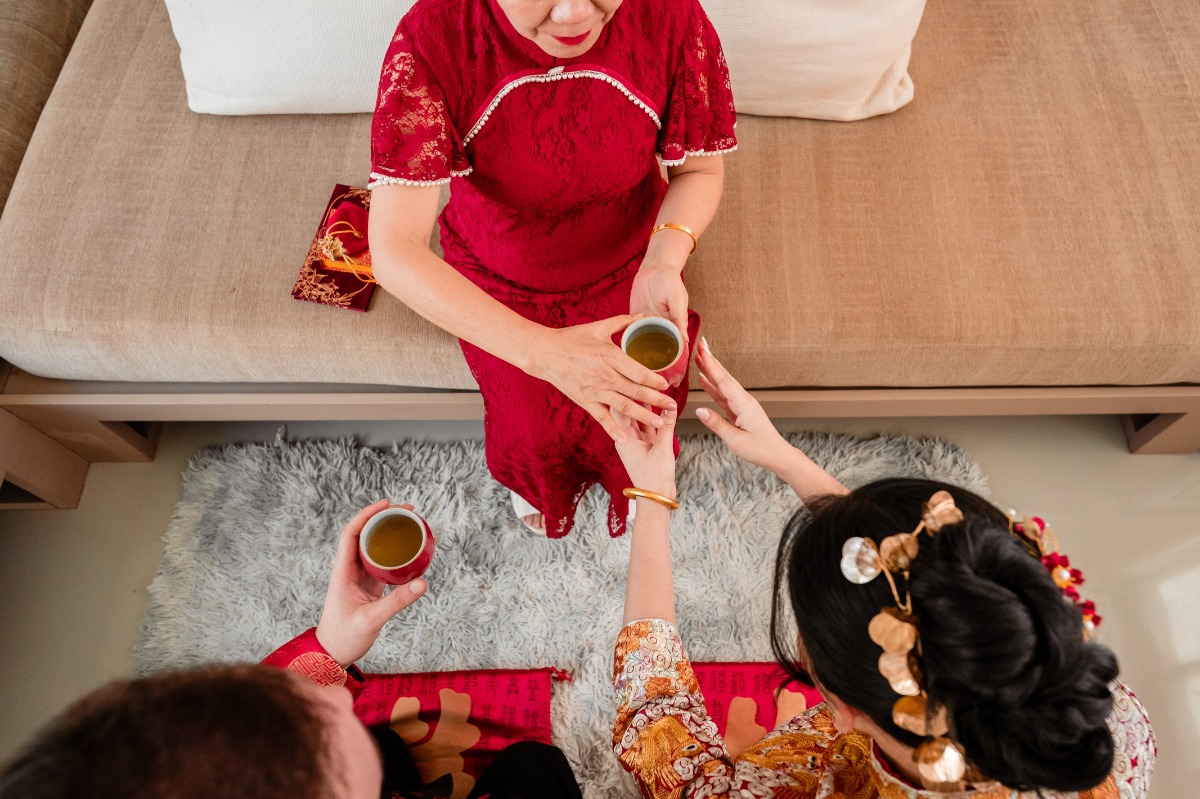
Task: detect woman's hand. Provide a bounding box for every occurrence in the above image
[315,500,427,667]
[615,404,679,624]
[629,263,690,353]
[534,315,678,444]
[693,337,793,472]
[612,405,679,500]
[695,339,848,503]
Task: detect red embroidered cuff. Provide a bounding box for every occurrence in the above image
[261,628,366,696]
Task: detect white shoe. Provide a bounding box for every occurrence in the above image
[510,490,546,535]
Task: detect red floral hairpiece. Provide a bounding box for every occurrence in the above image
[1009,514,1102,636]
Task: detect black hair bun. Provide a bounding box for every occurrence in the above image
[910,517,1118,791]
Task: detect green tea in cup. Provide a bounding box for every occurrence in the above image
[621,317,686,383]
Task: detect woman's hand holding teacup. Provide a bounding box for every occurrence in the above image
[315,499,427,667]
[534,315,678,444]
[629,262,690,357]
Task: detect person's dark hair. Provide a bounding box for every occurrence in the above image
[771,477,1118,792]
[0,664,333,799]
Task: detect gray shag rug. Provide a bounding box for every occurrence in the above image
[136,431,985,798]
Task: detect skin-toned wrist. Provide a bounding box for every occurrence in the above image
[641,238,690,274]
[639,260,687,279]
[770,445,850,504]
[515,322,554,377]
[314,625,356,669]
[761,439,809,480]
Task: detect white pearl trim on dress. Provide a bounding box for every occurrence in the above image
[367,169,473,190]
[463,66,663,146]
[659,144,738,167]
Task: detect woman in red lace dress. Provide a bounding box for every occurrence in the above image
[368,0,736,537]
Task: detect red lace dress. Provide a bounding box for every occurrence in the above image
[369,0,737,537]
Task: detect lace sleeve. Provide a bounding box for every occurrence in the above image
[658,0,738,167]
[369,23,471,189]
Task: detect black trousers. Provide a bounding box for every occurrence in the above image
[370,728,582,799]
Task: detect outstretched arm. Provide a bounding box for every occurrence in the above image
[694,338,848,505]
[613,407,680,624]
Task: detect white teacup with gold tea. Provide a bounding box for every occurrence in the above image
[620,316,687,385]
[358,506,435,585]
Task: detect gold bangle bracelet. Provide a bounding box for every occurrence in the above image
[651,222,698,255]
[622,487,681,511]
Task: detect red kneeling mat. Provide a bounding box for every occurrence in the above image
[346,662,818,796]
[353,668,565,798]
[692,662,824,757]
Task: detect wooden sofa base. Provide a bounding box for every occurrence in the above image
[0,408,91,509]
[2,366,1198,510]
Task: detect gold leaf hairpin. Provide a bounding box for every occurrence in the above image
[839,491,970,787]
[921,492,964,533]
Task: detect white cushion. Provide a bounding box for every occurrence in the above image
[706,0,927,121]
[163,0,923,120]
[163,0,417,115]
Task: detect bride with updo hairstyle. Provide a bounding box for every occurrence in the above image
[609,337,1155,798]
[777,479,1128,793]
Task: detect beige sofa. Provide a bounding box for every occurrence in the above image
[2,0,1199,508]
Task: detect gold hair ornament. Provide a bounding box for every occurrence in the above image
[840,492,1101,788]
[839,490,971,788]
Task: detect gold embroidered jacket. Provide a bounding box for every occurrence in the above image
[612,618,1155,799]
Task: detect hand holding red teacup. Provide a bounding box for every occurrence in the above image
[534,315,677,444]
[629,262,690,355]
[315,500,429,668]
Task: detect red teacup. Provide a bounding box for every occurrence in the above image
[359,507,435,585]
[620,316,688,386]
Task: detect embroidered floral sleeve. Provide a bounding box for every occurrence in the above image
[658,0,738,167]
[369,21,471,189]
[613,619,725,796]
[261,627,367,701]
[613,619,856,798]
[1102,682,1155,799]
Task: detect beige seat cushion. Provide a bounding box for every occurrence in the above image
[0,0,93,214]
[1,0,1198,389]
